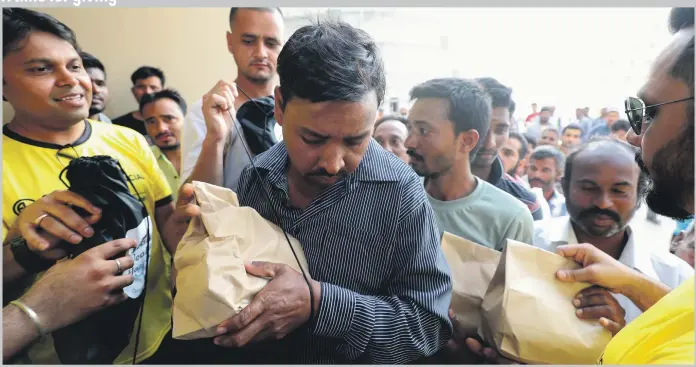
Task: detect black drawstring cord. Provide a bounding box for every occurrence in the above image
[229,86,316,324]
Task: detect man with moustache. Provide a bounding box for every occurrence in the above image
[2,8,180,364]
[80,51,111,123]
[559,123,583,155]
[471,77,544,221]
[140,89,186,201]
[462,8,695,364]
[527,146,567,218]
[113,66,165,137]
[533,138,693,324]
[405,78,533,250]
[182,7,284,190]
[498,131,529,185]
[373,114,409,163]
[168,20,452,364]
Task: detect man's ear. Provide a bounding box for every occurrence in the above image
[273,86,284,126]
[226,31,234,55]
[458,129,480,155]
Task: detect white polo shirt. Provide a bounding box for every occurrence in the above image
[533,215,694,324]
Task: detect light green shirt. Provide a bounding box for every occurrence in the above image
[427,177,534,251]
[151,146,180,202]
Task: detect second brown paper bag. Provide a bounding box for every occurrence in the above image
[479,239,611,365]
[171,181,310,340]
[441,231,501,336]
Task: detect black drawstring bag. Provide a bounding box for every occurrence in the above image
[52,155,150,364]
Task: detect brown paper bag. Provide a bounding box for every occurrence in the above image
[171,181,310,340]
[441,232,501,337]
[479,239,612,365]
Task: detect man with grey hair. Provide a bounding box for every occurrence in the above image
[527,145,567,218]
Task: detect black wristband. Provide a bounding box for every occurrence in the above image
[9,236,56,274]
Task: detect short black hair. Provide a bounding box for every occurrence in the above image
[540,106,553,113]
[229,7,283,25]
[80,51,105,76]
[542,126,560,136]
[668,8,694,109]
[410,78,492,156]
[475,77,513,110]
[139,88,187,115]
[508,131,529,158]
[530,145,565,174]
[131,66,165,86]
[3,8,79,57]
[509,100,516,116]
[277,20,386,111]
[611,119,631,133]
[375,114,407,130]
[562,137,648,200]
[562,123,583,135]
[522,132,538,149]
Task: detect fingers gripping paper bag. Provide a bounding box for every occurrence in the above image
[441,232,501,337]
[172,181,310,340]
[479,239,612,365]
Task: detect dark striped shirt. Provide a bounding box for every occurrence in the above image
[235,139,453,363]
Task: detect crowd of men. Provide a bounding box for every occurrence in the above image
[2,6,694,365]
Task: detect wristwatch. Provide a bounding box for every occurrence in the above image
[8,236,56,273]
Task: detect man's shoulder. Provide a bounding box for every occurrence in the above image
[647,250,695,286]
[112,112,135,123]
[480,179,529,215]
[496,176,539,206]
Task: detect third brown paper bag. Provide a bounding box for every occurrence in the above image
[171,181,310,340]
[441,231,501,336]
[479,239,612,365]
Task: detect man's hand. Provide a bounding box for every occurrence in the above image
[19,239,136,333]
[213,261,319,347]
[556,243,671,313]
[201,80,238,144]
[555,243,635,295]
[441,308,486,363]
[465,338,520,364]
[12,190,101,260]
[161,184,200,256]
[574,286,626,336]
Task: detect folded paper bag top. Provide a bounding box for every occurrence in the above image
[172,181,310,340]
[441,231,501,337]
[479,239,612,365]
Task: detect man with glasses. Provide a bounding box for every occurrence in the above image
[2,8,181,364]
[458,7,695,364]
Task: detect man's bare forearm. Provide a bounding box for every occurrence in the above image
[3,304,40,361]
[621,271,672,312]
[187,138,226,186]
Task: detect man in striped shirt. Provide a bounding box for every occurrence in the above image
[168,20,453,364]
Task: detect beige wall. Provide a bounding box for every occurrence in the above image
[3,7,238,123]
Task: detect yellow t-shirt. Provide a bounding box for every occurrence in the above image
[2,120,174,364]
[599,276,695,365]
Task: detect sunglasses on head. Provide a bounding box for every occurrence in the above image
[624,96,694,135]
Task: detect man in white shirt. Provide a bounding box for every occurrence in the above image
[533,138,693,324]
[180,8,284,189]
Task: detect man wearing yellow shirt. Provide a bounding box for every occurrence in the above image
[2,8,181,365]
[462,7,694,365]
[140,89,186,202]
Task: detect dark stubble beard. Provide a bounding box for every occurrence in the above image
[635,122,694,220]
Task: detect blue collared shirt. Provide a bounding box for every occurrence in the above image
[235,139,453,363]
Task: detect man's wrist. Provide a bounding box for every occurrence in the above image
[310,280,322,319]
[619,270,670,311]
[202,135,226,148]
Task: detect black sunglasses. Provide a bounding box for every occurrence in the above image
[624,96,694,135]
